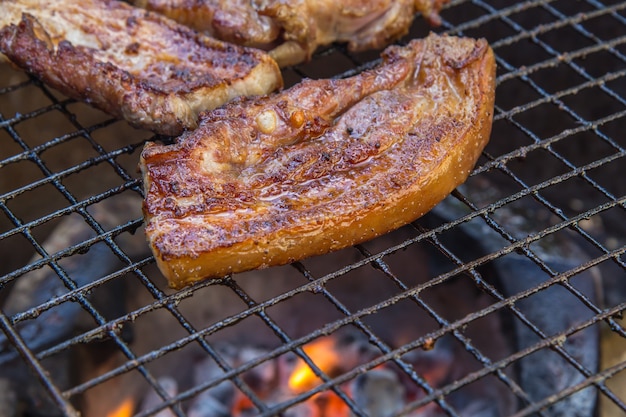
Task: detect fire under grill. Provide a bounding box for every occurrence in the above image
[1,0,625,416]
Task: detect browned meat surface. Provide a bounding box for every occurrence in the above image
[140,33,496,288]
[132,0,451,66]
[132,0,280,47]
[0,0,282,136]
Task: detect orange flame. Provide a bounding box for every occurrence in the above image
[316,390,350,416]
[288,336,341,393]
[106,397,134,417]
[231,390,255,416]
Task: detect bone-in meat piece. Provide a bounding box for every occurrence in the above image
[131,0,451,67]
[0,0,282,136]
[140,33,496,288]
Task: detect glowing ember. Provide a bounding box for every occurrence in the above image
[231,391,255,416]
[138,332,471,417]
[106,397,134,417]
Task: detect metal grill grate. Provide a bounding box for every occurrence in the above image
[1,1,625,416]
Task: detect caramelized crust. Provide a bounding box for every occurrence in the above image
[0,0,282,135]
[132,0,451,67]
[140,33,496,288]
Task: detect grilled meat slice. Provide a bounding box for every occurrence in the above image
[131,0,451,67]
[0,0,282,136]
[140,33,496,288]
[132,0,280,47]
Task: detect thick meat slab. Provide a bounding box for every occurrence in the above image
[132,0,451,67]
[0,0,282,136]
[141,34,496,288]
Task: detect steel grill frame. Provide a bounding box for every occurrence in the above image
[1,0,625,416]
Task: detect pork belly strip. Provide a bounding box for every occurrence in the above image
[140,33,496,288]
[0,0,282,136]
[131,0,451,67]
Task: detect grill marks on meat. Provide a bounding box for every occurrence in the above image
[140,34,496,288]
[0,0,282,136]
[131,0,451,67]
